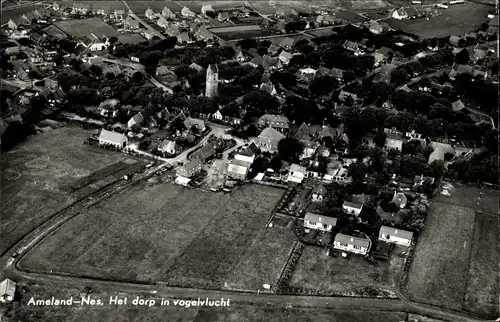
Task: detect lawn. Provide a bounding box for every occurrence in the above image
[387,3,491,38]
[0,126,131,255]
[463,212,499,318]
[20,183,285,289]
[54,18,118,39]
[406,203,475,310]
[224,226,296,291]
[288,246,401,297]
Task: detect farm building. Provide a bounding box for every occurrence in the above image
[253,126,285,153]
[226,159,252,180]
[333,233,371,255]
[0,279,16,303]
[98,129,128,149]
[379,226,413,247]
[304,213,337,232]
[342,201,363,216]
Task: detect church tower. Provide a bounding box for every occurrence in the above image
[205,64,218,98]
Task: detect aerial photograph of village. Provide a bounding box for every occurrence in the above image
[0,0,498,321]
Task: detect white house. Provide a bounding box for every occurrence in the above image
[98,129,128,149]
[342,201,363,216]
[181,6,196,18]
[287,164,307,183]
[379,226,413,247]
[235,143,258,164]
[392,7,408,20]
[0,278,16,303]
[333,233,371,255]
[279,51,293,65]
[201,4,214,14]
[145,8,155,19]
[226,159,252,180]
[304,213,337,232]
[158,139,178,155]
[127,112,144,128]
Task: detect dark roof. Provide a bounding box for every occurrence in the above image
[238,142,258,157]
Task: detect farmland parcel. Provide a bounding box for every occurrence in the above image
[0,126,134,255]
[20,183,288,289]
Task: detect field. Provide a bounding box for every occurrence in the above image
[288,246,403,296]
[224,226,296,291]
[0,126,133,256]
[54,18,118,39]
[463,212,499,317]
[388,3,491,38]
[20,183,286,289]
[406,203,475,310]
[6,283,408,322]
[210,25,274,41]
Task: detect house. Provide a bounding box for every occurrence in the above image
[338,90,358,103]
[373,63,396,83]
[449,35,461,47]
[191,143,216,162]
[343,40,360,53]
[177,32,192,44]
[315,66,331,78]
[392,7,408,20]
[311,184,327,202]
[145,8,155,19]
[342,201,363,216]
[249,55,264,67]
[123,16,139,29]
[258,114,289,133]
[0,279,16,303]
[79,34,107,52]
[98,129,128,149]
[473,49,487,62]
[201,4,214,14]
[189,62,205,73]
[157,17,168,28]
[7,18,19,30]
[260,81,277,96]
[213,105,244,125]
[287,164,307,183]
[184,117,206,132]
[333,233,371,255]
[384,133,404,151]
[427,142,455,164]
[405,6,419,18]
[181,6,196,18]
[158,139,178,155]
[268,44,280,55]
[177,158,203,178]
[195,27,214,40]
[226,159,252,180]
[452,99,466,112]
[262,55,281,70]
[156,65,170,76]
[279,37,294,50]
[330,67,344,80]
[235,142,258,164]
[448,63,475,79]
[217,12,229,22]
[72,3,90,14]
[5,46,20,55]
[304,213,337,232]
[413,174,435,187]
[379,226,413,247]
[162,6,175,18]
[279,50,292,65]
[253,126,285,152]
[368,20,383,34]
[298,67,317,82]
[21,12,34,25]
[391,192,407,208]
[127,112,144,128]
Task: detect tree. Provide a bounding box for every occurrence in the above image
[427,160,446,179]
[139,50,163,67]
[454,48,470,64]
[289,54,305,67]
[278,138,304,162]
[373,131,386,148]
[270,155,282,172]
[390,68,409,85]
[271,70,297,89]
[309,76,338,98]
[348,162,366,182]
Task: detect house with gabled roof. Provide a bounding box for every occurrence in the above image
[287,163,307,183]
[334,233,371,255]
[158,139,178,155]
[177,158,203,178]
[7,18,19,30]
[258,114,289,133]
[268,44,280,55]
[184,117,206,132]
[279,37,294,50]
[226,159,252,180]
[0,279,16,303]
[235,142,259,164]
[260,81,277,96]
[379,226,413,246]
[145,8,155,19]
[253,126,285,152]
[162,6,175,18]
[99,129,128,149]
[181,6,196,18]
[304,213,337,232]
[191,143,216,162]
[452,99,466,112]
[127,112,144,128]
[189,62,205,73]
[343,40,360,53]
[279,50,292,65]
[342,201,363,216]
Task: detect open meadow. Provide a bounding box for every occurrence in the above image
[20,183,288,290]
[288,246,403,297]
[388,3,491,38]
[0,126,134,255]
[54,18,118,38]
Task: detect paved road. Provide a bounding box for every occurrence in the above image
[1,78,44,91]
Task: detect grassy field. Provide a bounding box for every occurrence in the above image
[406,203,475,310]
[463,212,499,318]
[54,18,118,39]
[435,182,498,215]
[388,3,491,38]
[6,283,408,322]
[20,183,285,289]
[288,246,402,296]
[224,226,296,291]
[0,126,131,255]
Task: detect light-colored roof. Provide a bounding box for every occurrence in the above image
[258,126,285,140]
[182,158,202,172]
[158,139,176,152]
[305,213,337,226]
[380,225,413,240]
[0,278,16,298]
[229,159,252,168]
[342,201,363,210]
[335,233,370,248]
[391,192,407,207]
[311,184,327,196]
[428,142,454,164]
[184,117,205,130]
[290,163,306,173]
[99,129,127,143]
[452,100,465,111]
[279,37,294,48]
[258,114,289,128]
